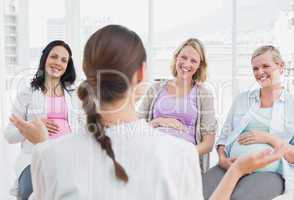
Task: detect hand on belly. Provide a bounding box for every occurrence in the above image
[230,142,281,172]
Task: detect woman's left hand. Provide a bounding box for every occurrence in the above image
[232,145,285,176]
[10,114,48,144]
[238,130,269,145]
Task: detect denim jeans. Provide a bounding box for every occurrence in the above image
[18,165,33,200]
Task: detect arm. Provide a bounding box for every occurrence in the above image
[197,86,217,156]
[10,115,48,144]
[261,137,294,163]
[136,82,156,120]
[198,86,218,143]
[209,164,242,200]
[237,130,283,146]
[216,106,235,146]
[3,88,30,143]
[196,134,215,155]
[210,146,285,200]
[284,138,294,163]
[217,145,236,170]
[215,95,243,170]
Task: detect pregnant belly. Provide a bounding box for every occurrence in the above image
[230,141,281,173]
[155,127,196,144]
[48,119,71,139]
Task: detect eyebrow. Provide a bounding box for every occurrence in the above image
[50,53,68,59]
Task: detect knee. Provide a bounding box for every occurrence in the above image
[19,167,33,200]
[19,185,33,200]
[202,165,226,200]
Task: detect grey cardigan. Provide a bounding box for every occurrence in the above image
[137,80,218,172]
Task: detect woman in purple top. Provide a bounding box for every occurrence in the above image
[138,38,218,172]
[152,82,198,144]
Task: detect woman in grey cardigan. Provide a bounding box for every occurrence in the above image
[137,38,218,173]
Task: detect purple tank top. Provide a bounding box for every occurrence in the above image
[152,85,198,144]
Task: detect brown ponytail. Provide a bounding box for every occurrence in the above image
[80,25,146,183]
[77,80,128,183]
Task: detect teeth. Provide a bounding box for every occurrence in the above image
[181,66,191,72]
[51,66,60,72]
[260,75,268,81]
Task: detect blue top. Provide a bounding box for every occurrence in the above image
[230,107,282,173]
[217,88,294,192]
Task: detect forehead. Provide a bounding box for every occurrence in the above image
[251,51,274,66]
[49,46,69,57]
[179,45,201,60]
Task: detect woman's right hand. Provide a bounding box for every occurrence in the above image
[150,117,187,132]
[41,118,60,136]
[219,155,237,170]
[217,145,236,170]
[10,114,48,144]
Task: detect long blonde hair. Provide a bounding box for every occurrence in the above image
[171,38,208,83]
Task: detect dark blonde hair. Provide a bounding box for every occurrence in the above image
[78,25,146,183]
[171,38,208,83]
[251,45,284,64]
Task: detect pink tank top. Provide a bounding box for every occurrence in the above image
[46,96,71,139]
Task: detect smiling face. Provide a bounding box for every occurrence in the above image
[251,50,284,88]
[175,45,201,81]
[45,45,70,80]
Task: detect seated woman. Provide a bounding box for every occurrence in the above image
[137,38,217,172]
[11,24,286,200]
[203,45,294,200]
[3,40,81,200]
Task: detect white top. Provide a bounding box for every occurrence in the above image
[272,192,294,200]
[31,119,204,200]
[3,85,85,177]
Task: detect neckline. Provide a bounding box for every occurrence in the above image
[46,95,65,98]
[163,83,196,98]
[105,119,147,130]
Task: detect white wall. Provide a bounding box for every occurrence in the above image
[1,0,19,199]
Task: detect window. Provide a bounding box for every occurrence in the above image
[1,1,294,198]
[80,0,149,48]
[152,0,233,124]
[236,0,294,92]
[28,0,65,66]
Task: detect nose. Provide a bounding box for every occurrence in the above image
[256,67,265,75]
[182,59,191,67]
[55,58,63,66]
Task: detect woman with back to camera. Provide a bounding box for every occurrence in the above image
[4,40,81,200]
[11,25,286,200]
[137,38,217,173]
